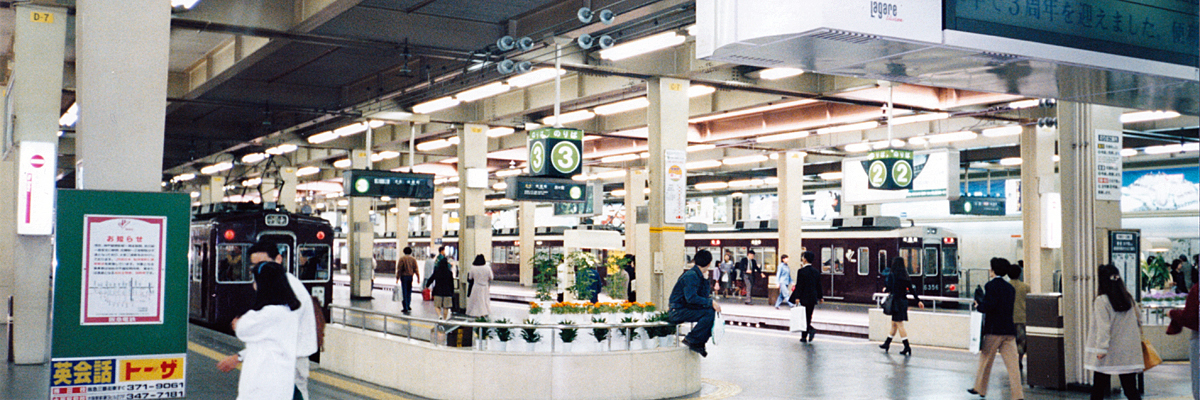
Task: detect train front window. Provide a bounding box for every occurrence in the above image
[942,247,958,276]
[902,248,921,276]
[297,245,331,282]
[190,244,204,282]
[216,244,252,283]
[923,247,938,276]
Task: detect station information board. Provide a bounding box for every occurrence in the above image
[949,196,1006,216]
[342,170,435,199]
[505,176,587,203]
[843,148,960,204]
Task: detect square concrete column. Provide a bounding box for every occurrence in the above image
[348,150,374,298]
[1021,124,1060,293]
[278,167,298,212]
[645,77,690,307]
[624,169,647,255]
[519,201,536,286]
[430,189,445,251]
[457,124,492,306]
[1057,102,1122,385]
[200,176,225,204]
[777,151,805,271]
[395,198,411,259]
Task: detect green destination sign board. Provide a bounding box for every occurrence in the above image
[949,196,1006,216]
[864,149,914,191]
[505,176,587,203]
[946,0,1199,67]
[342,170,435,199]
[528,127,582,178]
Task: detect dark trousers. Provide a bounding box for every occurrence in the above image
[1091,372,1140,400]
[670,308,715,346]
[400,275,414,311]
[802,304,815,332]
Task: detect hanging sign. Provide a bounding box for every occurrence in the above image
[1109,230,1141,299]
[664,149,687,224]
[18,141,56,235]
[342,170,435,199]
[862,149,914,191]
[527,128,582,178]
[949,196,1006,216]
[1095,129,1122,201]
[505,176,587,203]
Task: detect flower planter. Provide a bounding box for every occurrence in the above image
[561,342,574,353]
[660,336,674,348]
[643,336,657,349]
[526,342,537,352]
[494,340,508,352]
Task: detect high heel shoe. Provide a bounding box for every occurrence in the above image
[879,336,892,352]
[899,339,911,356]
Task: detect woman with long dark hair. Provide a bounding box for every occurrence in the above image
[1085,264,1143,400]
[879,257,923,356]
[233,261,303,400]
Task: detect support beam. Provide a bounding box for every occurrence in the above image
[519,202,535,287]
[1021,124,1060,293]
[457,124,492,310]
[777,151,805,273]
[348,149,374,298]
[645,77,689,307]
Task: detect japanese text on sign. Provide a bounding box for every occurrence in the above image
[1095,129,1122,201]
[51,355,186,400]
[82,216,167,325]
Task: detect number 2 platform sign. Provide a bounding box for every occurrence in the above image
[862,149,913,191]
[52,190,190,400]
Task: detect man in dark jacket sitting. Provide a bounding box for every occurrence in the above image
[669,249,721,357]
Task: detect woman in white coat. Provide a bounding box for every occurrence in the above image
[234,262,303,400]
[466,254,494,318]
[1085,264,1143,400]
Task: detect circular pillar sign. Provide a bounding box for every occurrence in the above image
[863,149,914,190]
[354,178,370,194]
[551,141,580,174]
[30,154,45,168]
[529,141,546,174]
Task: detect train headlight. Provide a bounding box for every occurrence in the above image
[316,231,326,240]
[947,284,956,292]
[223,229,236,241]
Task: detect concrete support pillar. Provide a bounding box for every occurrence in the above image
[200,177,225,204]
[519,202,536,286]
[278,167,298,212]
[396,199,411,255]
[347,150,374,298]
[431,189,445,250]
[75,0,169,191]
[1021,124,1060,293]
[777,151,805,271]
[646,77,689,308]
[457,124,491,308]
[624,169,647,255]
[1058,102,1122,385]
[4,4,67,364]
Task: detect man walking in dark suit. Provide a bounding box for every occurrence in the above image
[669,249,721,357]
[968,258,1023,400]
[790,251,823,343]
[735,250,761,304]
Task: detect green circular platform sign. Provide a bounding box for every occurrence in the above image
[868,160,887,187]
[892,159,913,187]
[529,141,546,174]
[354,178,370,194]
[551,141,581,174]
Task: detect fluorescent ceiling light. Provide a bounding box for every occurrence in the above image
[1185,143,1200,152]
[908,136,928,146]
[816,121,879,135]
[686,144,716,152]
[611,189,627,197]
[444,203,461,209]
[844,142,872,153]
[337,199,349,207]
[366,111,413,121]
[866,139,906,150]
[376,151,400,160]
[764,177,780,185]
[412,96,461,114]
[1120,110,1181,124]
[727,179,764,188]
[416,139,453,151]
[190,191,200,198]
[443,187,460,195]
[265,143,298,155]
[756,131,809,143]
[758,68,804,80]
[380,196,392,202]
[686,160,722,169]
[495,168,524,177]
[59,102,78,127]
[333,159,352,169]
[608,127,648,138]
[241,153,268,164]
[439,157,459,164]
[1007,99,1040,109]
[307,131,339,144]
[599,31,687,61]
[688,85,716,97]
[242,177,262,187]
[639,152,650,159]
[926,130,978,144]
[685,25,698,36]
[492,182,508,190]
[999,157,1022,166]
[455,82,510,102]
[583,135,602,141]
[594,170,630,180]
[722,154,769,166]
[1119,148,1138,157]
[174,173,196,182]
[694,182,729,190]
[982,126,1022,137]
[594,97,650,115]
[541,110,595,126]
[889,112,949,125]
[507,68,565,88]
[296,166,321,177]
[688,99,818,123]
[334,122,369,137]
[487,127,515,138]
[769,153,779,160]
[572,174,592,181]
[171,0,201,9]
[1143,144,1184,154]
[1052,155,1060,162]
[447,136,461,145]
[200,161,233,175]
[818,172,843,180]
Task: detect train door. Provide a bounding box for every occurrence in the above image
[939,242,960,298]
[188,236,208,322]
[921,246,940,296]
[820,245,845,300]
[899,247,922,295]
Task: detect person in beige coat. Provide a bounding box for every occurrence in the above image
[1085,264,1143,400]
[465,254,494,318]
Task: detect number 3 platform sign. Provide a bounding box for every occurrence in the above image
[51,190,190,400]
[862,149,913,191]
[527,127,582,178]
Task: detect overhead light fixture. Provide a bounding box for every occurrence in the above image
[495,168,523,177]
[265,143,298,155]
[608,127,649,138]
[844,142,873,153]
[307,131,339,144]
[688,99,818,124]
[241,153,268,164]
[572,174,592,181]
[722,154,769,166]
[412,96,461,114]
[439,157,459,164]
[333,159,352,169]
[1119,148,1138,157]
[1007,99,1041,109]
[982,126,1023,137]
[507,68,566,88]
[694,181,729,190]
[242,177,262,187]
[59,102,78,127]
[1185,143,1200,152]
[443,187,460,195]
[769,153,779,160]
[190,191,200,198]
[174,173,196,182]
[758,68,804,80]
[583,135,602,141]
[594,97,650,115]
[493,182,508,190]
[487,127,516,138]
[171,0,201,9]
[685,25,698,36]
[447,136,461,145]
[925,130,979,144]
[1143,144,1184,154]
[455,82,511,102]
[594,170,629,180]
[816,121,879,135]
[889,112,949,125]
[1052,155,1060,162]
[337,199,349,207]
[764,177,780,185]
[541,110,595,126]
[611,189,628,197]
[686,159,722,170]
[727,179,764,188]
[598,31,687,61]
[1120,110,1181,124]
[639,152,649,159]
[866,139,905,150]
[686,144,716,152]
[200,161,233,175]
[688,85,716,97]
[999,157,1023,166]
[334,122,370,137]
[444,202,461,210]
[756,130,809,143]
[416,139,453,151]
[375,150,400,160]
[818,172,843,180]
[296,166,321,177]
[380,196,392,202]
[908,136,928,146]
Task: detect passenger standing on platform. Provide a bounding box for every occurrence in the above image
[879,257,923,356]
[719,252,734,298]
[624,254,637,301]
[395,247,419,314]
[218,260,303,400]
[1084,264,1143,400]
[466,254,493,318]
[669,249,721,357]
[425,248,456,320]
[789,251,822,343]
[736,250,761,305]
[968,258,1023,400]
[774,254,794,309]
[1009,262,1031,372]
[1166,282,1198,400]
[1171,259,1189,294]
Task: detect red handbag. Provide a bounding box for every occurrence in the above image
[422,288,433,301]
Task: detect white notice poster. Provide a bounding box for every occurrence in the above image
[1095,130,1123,201]
[81,215,168,325]
[664,149,687,224]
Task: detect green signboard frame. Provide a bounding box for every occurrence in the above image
[505,176,587,203]
[527,127,583,178]
[342,169,435,199]
[863,149,914,191]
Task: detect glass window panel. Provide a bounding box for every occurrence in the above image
[821,247,832,274]
[297,245,331,282]
[878,250,888,275]
[832,247,844,274]
[858,247,869,275]
[942,248,958,275]
[903,248,921,276]
[217,244,252,283]
[190,244,204,282]
[924,247,939,276]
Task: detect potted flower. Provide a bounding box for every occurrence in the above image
[521,318,542,352]
[591,316,610,350]
[532,252,562,302]
[559,320,578,352]
[494,318,514,352]
[566,251,601,302]
[651,312,677,347]
[604,253,632,300]
[619,316,640,350]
